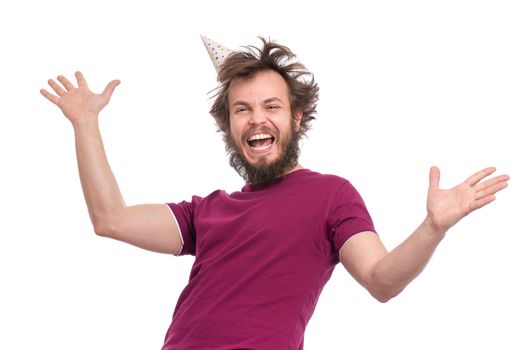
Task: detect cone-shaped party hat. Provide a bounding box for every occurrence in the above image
[201,35,232,73]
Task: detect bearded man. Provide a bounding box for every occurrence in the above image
[41,37,509,349]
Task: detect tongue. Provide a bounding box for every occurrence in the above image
[251,138,272,148]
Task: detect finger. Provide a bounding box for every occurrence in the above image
[475,174,510,192]
[47,79,66,96]
[75,71,88,88]
[101,79,121,102]
[40,88,59,104]
[465,167,496,186]
[57,75,75,91]
[429,166,440,190]
[470,195,496,211]
[475,179,509,200]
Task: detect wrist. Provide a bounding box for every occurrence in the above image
[71,113,100,130]
[422,215,447,241]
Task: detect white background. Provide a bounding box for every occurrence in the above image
[1,1,522,349]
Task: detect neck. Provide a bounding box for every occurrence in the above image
[283,163,303,176]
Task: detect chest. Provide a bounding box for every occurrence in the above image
[192,191,333,259]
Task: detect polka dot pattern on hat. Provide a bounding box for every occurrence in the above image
[201,35,232,73]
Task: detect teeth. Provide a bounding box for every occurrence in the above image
[252,143,273,151]
[248,133,272,141]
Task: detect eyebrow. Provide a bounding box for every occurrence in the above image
[263,97,284,104]
[231,97,284,107]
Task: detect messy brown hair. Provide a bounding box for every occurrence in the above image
[210,37,319,138]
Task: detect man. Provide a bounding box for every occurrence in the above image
[41,37,509,349]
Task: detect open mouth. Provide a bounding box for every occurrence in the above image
[246,133,275,152]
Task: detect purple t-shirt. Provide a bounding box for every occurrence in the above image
[163,169,375,349]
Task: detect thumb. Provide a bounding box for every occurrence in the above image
[102,79,121,102]
[429,166,440,191]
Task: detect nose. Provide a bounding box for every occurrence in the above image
[248,107,267,126]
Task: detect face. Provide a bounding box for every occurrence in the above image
[226,70,303,185]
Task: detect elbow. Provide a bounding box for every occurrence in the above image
[91,206,125,238]
[370,290,391,303]
[367,265,403,303]
[92,214,119,238]
[369,288,400,303]
[375,296,391,304]
[377,296,391,304]
[93,221,115,237]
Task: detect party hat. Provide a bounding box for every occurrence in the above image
[201,35,232,73]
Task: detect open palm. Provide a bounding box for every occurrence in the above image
[426,166,509,233]
[41,71,120,123]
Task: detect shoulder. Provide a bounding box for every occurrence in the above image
[302,170,370,209]
[176,189,229,211]
[192,189,229,203]
[296,169,356,191]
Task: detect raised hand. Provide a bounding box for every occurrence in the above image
[426,166,509,234]
[40,71,120,124]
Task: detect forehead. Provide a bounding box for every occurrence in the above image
[228,70,290,105]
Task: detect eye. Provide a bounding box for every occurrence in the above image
[267,105,281,110]
[235,106,248,113]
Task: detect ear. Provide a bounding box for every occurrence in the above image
[293,110,303,132]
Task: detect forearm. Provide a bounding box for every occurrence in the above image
[72,116,125,233]
[369,217,446,301]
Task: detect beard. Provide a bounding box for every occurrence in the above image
[224,123,301,187]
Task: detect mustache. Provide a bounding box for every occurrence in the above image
[242,125,276,140]
[224,126,301,186]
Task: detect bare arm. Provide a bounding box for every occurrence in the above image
[41,72,182,254]
[341,166,509,302]
[340,223,442,303]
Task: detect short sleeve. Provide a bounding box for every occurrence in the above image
[166,196,202,256]
[328,181,376,254]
